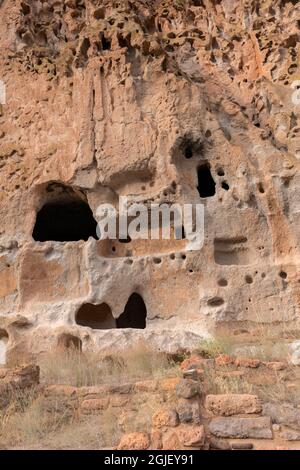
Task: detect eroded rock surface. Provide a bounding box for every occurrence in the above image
[0,0,299,360]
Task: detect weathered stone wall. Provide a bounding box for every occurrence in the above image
[0,0,299,361]
[2,356,300,450]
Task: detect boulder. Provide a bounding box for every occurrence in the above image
[176,379,200,399]
[117,432,150,450]
[209,416,272,439]
[152,408,179,428]
[262,402,300,431]
[205,394,262,416]
[177,424,205,448]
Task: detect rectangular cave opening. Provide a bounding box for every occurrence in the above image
[197,163,216,198]
[33,199,98,242]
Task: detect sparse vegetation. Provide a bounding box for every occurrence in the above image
[202,364,254,395]
[0,343,181,449]
[1,339,300,450]
[196,337,233,358]
[39,342,179,387]
[0,388,75,448]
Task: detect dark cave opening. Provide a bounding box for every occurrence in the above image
[33,200,98,242]
[197,163,216,198]
[116,293,147,329]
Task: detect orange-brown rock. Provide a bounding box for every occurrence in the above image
[235,358,261,368]
[134,380,158,393]
[80,398,109,413]
[177,424,205,448]
[162,431,181,451]
[150,430,163,450]
[44,385,78,397]
[117,432,150,450]
[215,355,235,366]
[160,378,181,392]
[180,355,204,371]
[152,408,179,429]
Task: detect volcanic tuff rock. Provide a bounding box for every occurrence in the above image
[0,0,299,361]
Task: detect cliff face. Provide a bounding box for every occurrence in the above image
[0,0,299,362]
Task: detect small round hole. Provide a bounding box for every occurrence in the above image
[184,147,193,159]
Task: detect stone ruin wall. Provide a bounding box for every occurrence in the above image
[0,0,299,364]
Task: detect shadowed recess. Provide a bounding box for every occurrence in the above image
[33,200,98,242]
[116,293,147,329]
[76,303,116,329]
[197,163,216,198]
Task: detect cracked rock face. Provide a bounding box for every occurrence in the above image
[0,0,299,363]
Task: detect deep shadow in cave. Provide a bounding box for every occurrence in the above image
[197,163,216,198]
[33,200,98,242]
[116,293,147,329]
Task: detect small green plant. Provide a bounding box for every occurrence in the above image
[196,337,233,358]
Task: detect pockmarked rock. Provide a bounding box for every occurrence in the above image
[209,417,273,439]
[0,0,298,359]
[176,379,200,399]
[152,408,179,428]
[117,432,150,450]
[262,403,300,431]
[205,394,262,416]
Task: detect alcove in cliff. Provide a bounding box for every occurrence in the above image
[76,303,116,329]
[33,185,98,242]
[116,293,147,329]
[197,163,216,198]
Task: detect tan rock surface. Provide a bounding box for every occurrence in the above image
[0,1,298,360]
[205,394,262,416]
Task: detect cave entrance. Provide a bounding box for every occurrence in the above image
[0,329,8,365]
[33,199,98,242]
[197,163,216,198]
[116,293,147,329]
[76,303,116,329]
